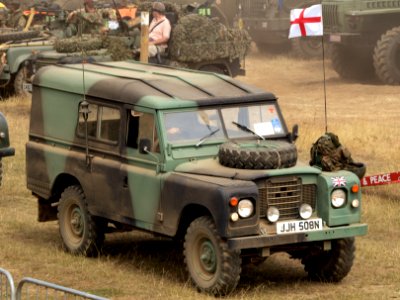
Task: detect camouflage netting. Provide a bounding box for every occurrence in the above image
[134,1,180,15]
[54,35,133,60]
[54,36,104,53]
[103,36,132,61]
[169,14,251,63]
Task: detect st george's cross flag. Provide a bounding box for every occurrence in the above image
[288,4,323,39]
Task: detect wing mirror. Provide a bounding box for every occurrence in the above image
[139,138,152,154]
[289,124,299,143]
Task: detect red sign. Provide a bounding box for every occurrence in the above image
[361,172,400,187]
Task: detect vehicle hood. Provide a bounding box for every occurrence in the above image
[174,158,321,181]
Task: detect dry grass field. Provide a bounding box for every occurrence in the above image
[1,49,400,299]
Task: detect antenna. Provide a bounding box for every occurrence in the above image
[77,1,91,167]
[79,2,87,100]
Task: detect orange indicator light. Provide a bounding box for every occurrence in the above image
[230,197,239,207]
[351,184,359,193]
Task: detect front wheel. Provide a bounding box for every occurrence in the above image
[302,238,355,282]
[58,185,105,256]
[14,66,32,98]
[373,26,400,85]
[291,36,323,59]
[184,216,241,296]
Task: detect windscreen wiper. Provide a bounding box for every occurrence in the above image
[232,121,265,140]
[196,128,220,147]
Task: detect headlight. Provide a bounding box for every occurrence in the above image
[238,199,254,218]
[267,206,280,223]
[299,203,313,219]
[331,189,346,208]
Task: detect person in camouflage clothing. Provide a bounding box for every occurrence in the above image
[66,0,105,37]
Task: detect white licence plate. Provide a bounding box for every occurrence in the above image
[276,218,323,235]
[261,22,268,28]
[23,83,32,92]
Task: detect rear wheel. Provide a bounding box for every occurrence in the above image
[331,44,375,80]
[302,238,355,282]
[58,185,105,256]
[373,26,400,85]
[184,216,241,296]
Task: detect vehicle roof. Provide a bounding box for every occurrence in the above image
[33,60,277,109]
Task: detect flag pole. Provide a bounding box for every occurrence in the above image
[321,34,328,133]
[288,3,327,132]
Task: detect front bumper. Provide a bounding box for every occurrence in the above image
[228,223,367,250]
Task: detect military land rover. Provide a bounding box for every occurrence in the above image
[323,0,400,84]
[26,61,367,296]
[0,111,15,186]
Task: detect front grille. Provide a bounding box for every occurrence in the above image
[322,4,338,29]
[238,0,269,18]
[259,177,317,220]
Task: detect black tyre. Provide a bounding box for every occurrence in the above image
[14,66,31,98]
[184,216,241,296]
[219,140,297,169]
[302,238,355,282]
[199,65,226,75]
[0,159,2,186]
[291,37,322,59]
[0,30,40,44]
[330,44,375,80]
[58,185,105,256]
[373,26,400,85]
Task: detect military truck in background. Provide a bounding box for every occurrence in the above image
[26,61,367,296]
[0,112,15,186]
[232,0,322,57]
[0,1,251,98]
[323,0,400,84]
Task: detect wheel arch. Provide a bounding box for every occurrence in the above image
[51,173,82,201]
[9,55,30,75]
[38,173,82,222]
[175,204,213,241]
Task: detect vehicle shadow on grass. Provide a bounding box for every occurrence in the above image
[100,232,187,283]
[100,232,310,291]
[237,253,309,292]
[14,226,313,293]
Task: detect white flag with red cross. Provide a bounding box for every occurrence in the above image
[289,4,323,39]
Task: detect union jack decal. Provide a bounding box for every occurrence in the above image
[331,176,347,187]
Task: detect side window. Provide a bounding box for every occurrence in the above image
[126,110,159,153]
[77,103,120,143]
